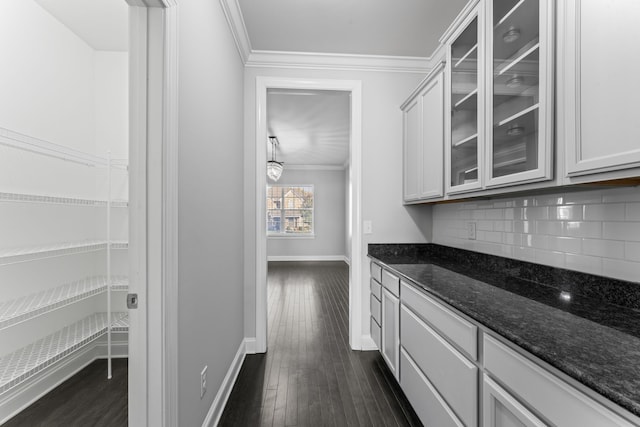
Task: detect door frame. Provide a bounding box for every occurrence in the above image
[254,77,363,352]
[127,1,179,426]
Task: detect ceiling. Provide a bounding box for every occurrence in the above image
[34,0,128,51]
[238,0,467,57]
[267,89,350,167]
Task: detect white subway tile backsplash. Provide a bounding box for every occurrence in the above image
[582,239,625,259]
[603,222,640,242]
[549,205,583,221]
[565,253,603,276]
[602,259,640,283]
[626,242,640,262]
[432,186,640,283]
[583,204,625,221]
[626,203,640,221]
[564,221,602,239]
[547,236,581,254]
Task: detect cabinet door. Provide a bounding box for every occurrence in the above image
[561,0,640,177]
[403,98,421,201]
[483,375,546,427]
[381,288,399,379]
[485,0,554,187]
[446,6,484,194]
[420,68,445,199]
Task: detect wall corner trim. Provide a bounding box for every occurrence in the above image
[360,335,378,351]
[244,338,257,355]
[219,0,252,63]
[201,339,248,427]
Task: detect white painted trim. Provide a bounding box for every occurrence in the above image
[285,164,346,171]
[247,50,430,73]
[219,0,251,63]
[439,0,481,44]
[267,255,348,262]
[343,255,350,265]
[201,339,247,427]
[244,337,257,355]
[360,334,378,351]
[255,77,363,353]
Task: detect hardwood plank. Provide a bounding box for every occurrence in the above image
[219,261,422,427]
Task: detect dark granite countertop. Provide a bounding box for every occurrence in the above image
[368,244,640,419]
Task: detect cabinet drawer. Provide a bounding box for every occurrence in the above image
[400,348,464,427]
[370,294,381,326]
[370,277,381,301]
[370,262,382,282]
[484,335,635,427]
[370,316,380,350]
[381,269,399,297]
[401,306,478,427]
[401,281,477,360]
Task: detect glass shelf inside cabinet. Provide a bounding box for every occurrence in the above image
[492,0,540,179]
[451,16,479,187]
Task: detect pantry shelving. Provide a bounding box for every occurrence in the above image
[0,126,129,398]
[0,312,128,395]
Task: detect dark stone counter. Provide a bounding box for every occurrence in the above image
[368,243,640,418]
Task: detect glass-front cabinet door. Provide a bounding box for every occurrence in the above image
[486,0,553,187]
[446,8,483,194]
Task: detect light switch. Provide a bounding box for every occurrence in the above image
[363,220,373,234]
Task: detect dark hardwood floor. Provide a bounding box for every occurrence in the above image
[3,358,127,427]
[219,261,421,427]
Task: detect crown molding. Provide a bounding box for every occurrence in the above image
[246,50,430,73]
[219,0,252,63]
[285,164,346,171]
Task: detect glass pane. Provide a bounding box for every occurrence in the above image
[284,209,313,233]
[451,17,479,187]
[492,0,540,178]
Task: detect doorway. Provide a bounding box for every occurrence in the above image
[254,77,363,353]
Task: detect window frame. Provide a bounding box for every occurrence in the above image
[266,184,315,238]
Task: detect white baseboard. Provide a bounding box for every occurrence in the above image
[202,338,248,427]
[244,337,257,355]
[360,334,378,351]
[0,336,129,424]
[343,255,350,265]
[267,255,348,262]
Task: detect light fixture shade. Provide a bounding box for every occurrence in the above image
[267,160,284,181]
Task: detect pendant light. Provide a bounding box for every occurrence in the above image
[267,136,284,182]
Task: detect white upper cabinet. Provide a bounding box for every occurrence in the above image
[445,6,485,194]
[560,0,640,179]
[485,0,554,187]
[402,64,445,202]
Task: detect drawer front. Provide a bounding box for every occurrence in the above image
[370,294,381,326]
[381,269,400,297]
[401,281,477,360]
[370,316,381,350]
[401,306,478,427]
[484,335,635,427]
[370,277,382,301]
[370,262,382,282]
[400,349,464,427]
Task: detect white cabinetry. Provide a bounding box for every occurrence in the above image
[559,0,640,181]
[381,287,400,379]
[483,375,546,427]
[402,64,445,202]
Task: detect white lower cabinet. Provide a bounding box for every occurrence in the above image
[484,335,636,427]
[400,305,477,426]
[483,375,546,427]
[400,348,464,427]
[381,287,400,379]
[370,316,381,350]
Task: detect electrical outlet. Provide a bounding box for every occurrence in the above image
[363,220,373,234]
[467,222,477,240]
[200,366,207,399]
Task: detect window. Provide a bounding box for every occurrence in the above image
[267,185,314,235]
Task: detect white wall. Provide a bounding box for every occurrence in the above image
[244,66,434,341]
[177,0,245,425]
[433,186,640,283]
[267,169,346,259]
